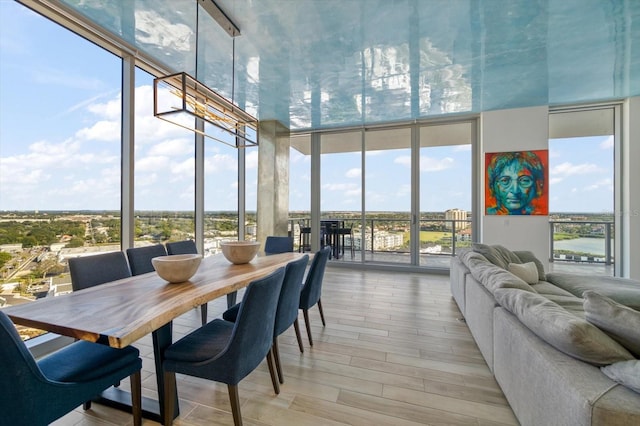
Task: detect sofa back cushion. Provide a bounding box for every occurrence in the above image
[461,251,537,294]
[494,288,634,366]
[584,290,640,358]
[471,243,521,269]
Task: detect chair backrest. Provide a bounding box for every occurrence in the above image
[69,251,131,291]
[264,236,294,254]
[166,239,198,255]
[0,311,51,420]
[300,247,331,310]
[126,244,168,276]
[223,267,285,382]
[274,255,309,336]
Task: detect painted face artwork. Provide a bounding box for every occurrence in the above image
[485,151,548,215]
[494,161,536,212]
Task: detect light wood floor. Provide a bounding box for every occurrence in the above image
[53,267,519,426]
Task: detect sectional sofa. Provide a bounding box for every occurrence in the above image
[450,244,640,426]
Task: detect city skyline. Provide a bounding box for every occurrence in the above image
[1,2,614,214]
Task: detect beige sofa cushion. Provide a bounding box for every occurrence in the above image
[508,262,539,284]
[494,288,634,366]
[584,290,640,357]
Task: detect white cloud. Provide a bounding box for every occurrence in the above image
[419,155,454,172]
[584,178,613,192]
[148,138,193,157]
[204,153,237,173]
[551,162,603,177]
[345,168,361,178]
[245,150,259,170]
[600,135,614,149]
[75,120,121,142]
[136,155,171,173]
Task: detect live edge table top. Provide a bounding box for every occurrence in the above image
[4,252,307,348]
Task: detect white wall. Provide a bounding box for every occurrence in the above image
[623,97,640,280]
[479,106,550,268]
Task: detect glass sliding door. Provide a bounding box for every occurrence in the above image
[320,131,362,261]
[289,134,312,252]
[549,107,617,275]
[418,121,474,267]
[364,127,412,264]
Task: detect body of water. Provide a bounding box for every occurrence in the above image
[553,237,608,257]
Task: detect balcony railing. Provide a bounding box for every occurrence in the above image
[288,217,472,263]
[289,216,615,269]
[549,220,614,265]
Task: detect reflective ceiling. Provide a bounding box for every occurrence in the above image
[57,0,640,131]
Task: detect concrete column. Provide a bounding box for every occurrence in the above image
[257,120,290,248]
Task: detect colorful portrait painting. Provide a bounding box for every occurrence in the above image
[485,150,548,215]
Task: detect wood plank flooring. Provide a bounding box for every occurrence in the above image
[52,267,518,426]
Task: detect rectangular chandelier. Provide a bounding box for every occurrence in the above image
[153,72,258,148]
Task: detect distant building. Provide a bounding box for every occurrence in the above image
[445,209,469,230]
[0,243,22,253]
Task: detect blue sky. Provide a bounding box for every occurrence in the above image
[0,2,614,214]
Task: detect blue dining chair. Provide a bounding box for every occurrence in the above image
[165,239,210,325]
[126,243,168,276]
[0,311,142,425]
[223,254,310,393]
[68,251,131,291]
[162,268,285,426]
[299,247,331,347]
[166,239,197,255]
[264,235,294,254]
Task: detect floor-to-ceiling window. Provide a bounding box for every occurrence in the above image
[134,68,195,248]
[289,134,312,252]
[364,128,412,264]
[0,1,122,339]
[549,106,618,276]
[418,121,474,267]
[321,131,363,261]
[292,119,475,269]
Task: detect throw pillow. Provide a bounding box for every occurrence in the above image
[494,288,634,366]
[513,250,547,281]
[471,243,520,269]
[508,262,539,284]
[601,360,640,394]
[583,290,640,358]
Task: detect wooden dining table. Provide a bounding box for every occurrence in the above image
[3,251,307,424]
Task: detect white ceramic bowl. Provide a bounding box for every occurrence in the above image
[220,241,260,264]
[151,253,202,283]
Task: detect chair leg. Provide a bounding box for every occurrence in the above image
[272,336,284,384]
[200,303,208,326]
[303,308,313,346]
[266,348,280,394]
[293,318,304,353]
[317,299,326,326]
[163,371,177,426]
[130,370,142,426]
[227,384,243,426]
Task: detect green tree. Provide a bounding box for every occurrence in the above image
[0,251,12,268]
